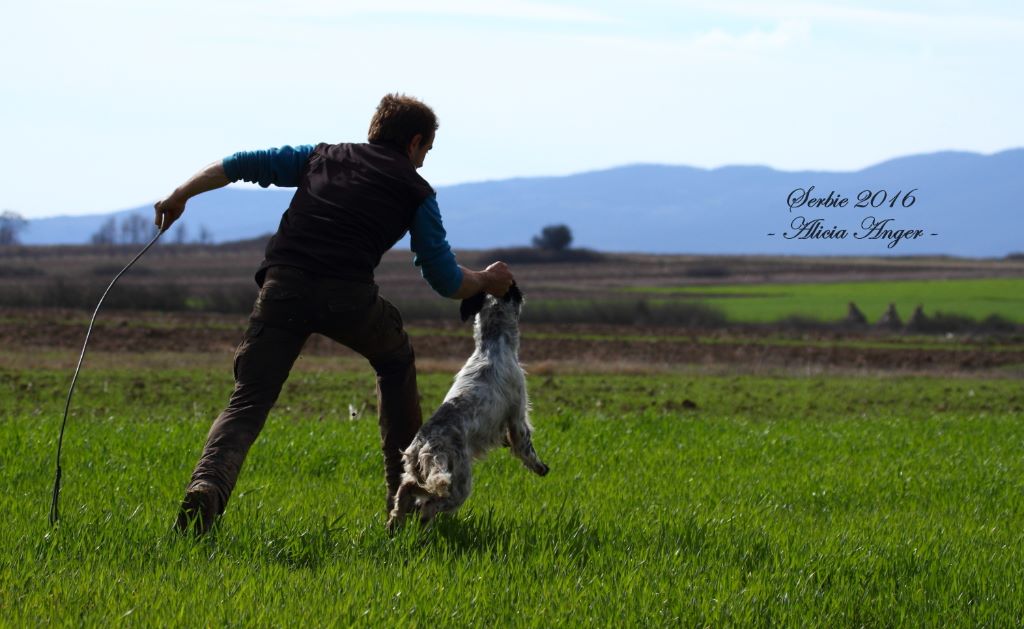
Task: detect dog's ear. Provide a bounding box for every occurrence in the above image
[503,282,523,305]
[460,292,486,322]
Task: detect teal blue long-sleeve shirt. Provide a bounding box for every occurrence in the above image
[223,145,463,297]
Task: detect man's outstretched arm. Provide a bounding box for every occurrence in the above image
[154,161,229,231]
[154,145,314,232]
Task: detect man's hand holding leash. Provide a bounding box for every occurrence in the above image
[154,161,230,232]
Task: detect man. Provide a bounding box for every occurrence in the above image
[154,94,514,535]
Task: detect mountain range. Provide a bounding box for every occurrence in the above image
[18,149,1023,257]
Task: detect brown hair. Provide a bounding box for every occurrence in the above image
[367,93,438,149]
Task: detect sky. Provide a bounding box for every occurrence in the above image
[2,0,1022,219]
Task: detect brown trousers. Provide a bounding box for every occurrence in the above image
[185,265,423,515]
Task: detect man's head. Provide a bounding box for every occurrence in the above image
[368,93,438,168]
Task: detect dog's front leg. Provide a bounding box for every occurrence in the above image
[507,412,549,476]
[386,481,419,533]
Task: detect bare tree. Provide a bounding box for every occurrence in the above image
[172,222,189,245]
[120,214,156,244]
[197,224,214,244]
[91,217,118,245]
[120,217,134,244]
[0,210,28,245]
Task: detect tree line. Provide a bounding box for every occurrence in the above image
[2,212,572,249]
[0,210,212,246]
[89,215,213,245]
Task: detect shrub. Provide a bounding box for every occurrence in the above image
[531,224,572,251]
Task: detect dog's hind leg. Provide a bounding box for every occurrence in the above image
[507,412,549,477]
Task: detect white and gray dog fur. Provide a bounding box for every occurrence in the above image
[387,283,549,530]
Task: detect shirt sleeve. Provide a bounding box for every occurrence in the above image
[410,195,463,298]
[221,144,315,188]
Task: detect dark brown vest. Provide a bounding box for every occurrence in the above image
[256,141,434,285]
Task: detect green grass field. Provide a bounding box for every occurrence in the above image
[2,367,1023,626]
[630,278,1024,324]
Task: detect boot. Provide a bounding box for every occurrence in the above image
[175,481,223,536]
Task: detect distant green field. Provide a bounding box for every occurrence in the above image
[3,367,1023,625]
[632,278,1024,323]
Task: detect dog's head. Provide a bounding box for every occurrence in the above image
[460,282,524,324]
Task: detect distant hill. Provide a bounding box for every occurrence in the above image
[19,149,1024,257]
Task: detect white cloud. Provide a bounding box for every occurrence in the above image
[691,20,810,51]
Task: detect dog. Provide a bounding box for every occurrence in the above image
[386,283,549,531]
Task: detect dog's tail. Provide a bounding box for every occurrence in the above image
[422,453,451,498]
